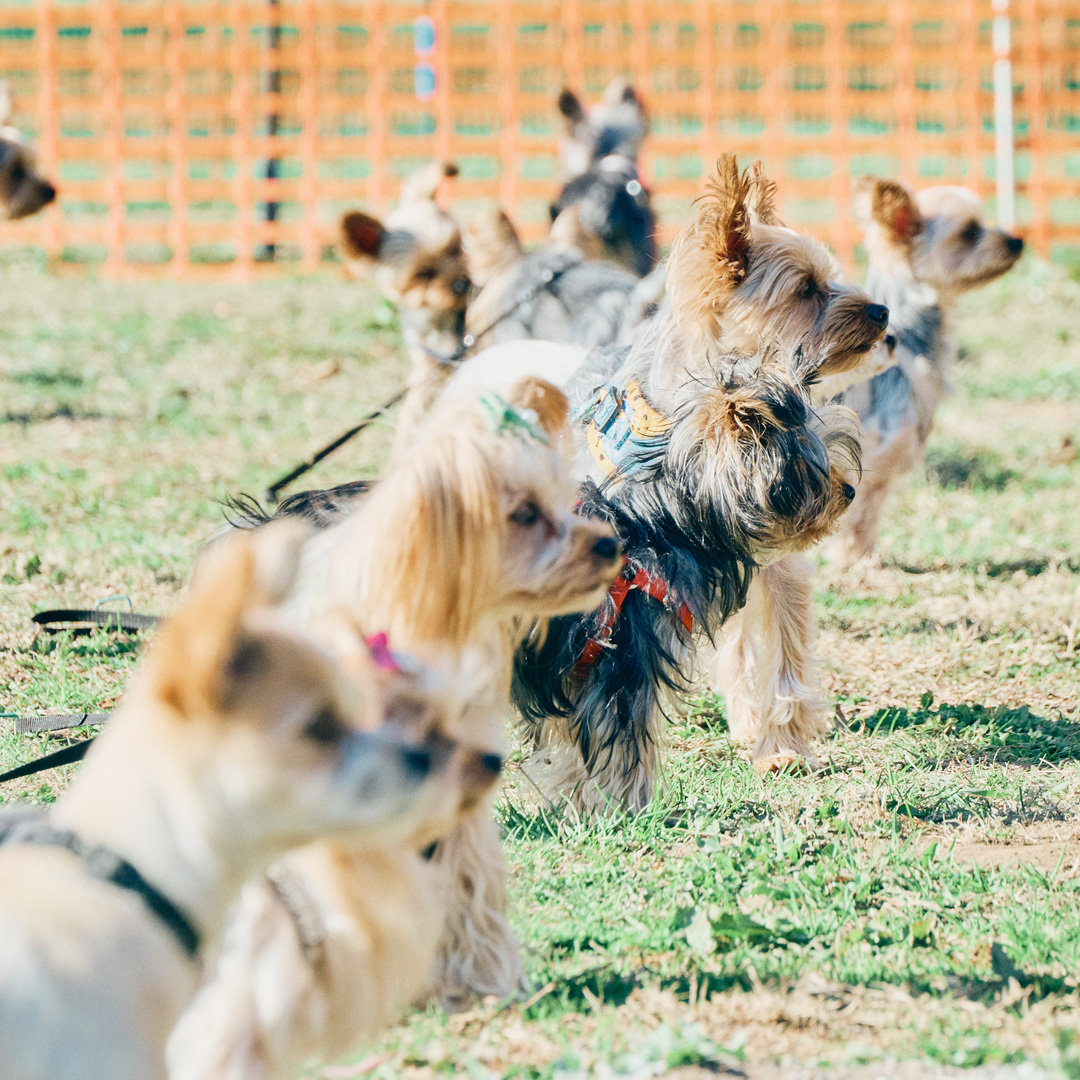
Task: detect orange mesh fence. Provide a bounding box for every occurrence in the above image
[1,0,1078,278]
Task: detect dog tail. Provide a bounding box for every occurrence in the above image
[221,481,373,533]
[221,493,272,530]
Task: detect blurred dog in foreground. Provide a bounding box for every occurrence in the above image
[171,379,621,1079]
[552,79,657,275]
[0,82,56,221]
[835,177,1024,563]
[0,525,455,1080]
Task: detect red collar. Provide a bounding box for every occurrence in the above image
[573,563,693,678]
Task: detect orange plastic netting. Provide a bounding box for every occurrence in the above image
[1,0,1076,278]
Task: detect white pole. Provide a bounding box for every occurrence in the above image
[992,0,1015,231]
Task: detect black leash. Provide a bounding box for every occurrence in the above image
[265,388,406,504]
[0,606,159,784]
[33,609,160,635]
[265,262,574,503]
[0,738,95,785]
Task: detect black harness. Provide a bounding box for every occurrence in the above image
[0,808,201,959]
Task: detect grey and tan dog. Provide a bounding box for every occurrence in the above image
[551,79,657,275]
[0,83,56,221]
[835,177,1024,563]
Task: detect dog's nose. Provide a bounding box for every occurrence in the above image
[1007,235,1024,255]
[480,753,503,776]
[866,303,889,329]
[592,536,621,561]
[841,482,856,502]
[41,182,57,205]
[884,332,897,353]
[401,747,431,777]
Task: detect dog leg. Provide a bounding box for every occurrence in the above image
[832,427,918,565]
[523,712,663,817]
[746,555,827,774]
[706,579,767,745]
[427,797,524,1010]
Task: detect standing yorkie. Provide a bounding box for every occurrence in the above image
[551,78,657,277]
[835,177,1024,563]
[505,157,886,812]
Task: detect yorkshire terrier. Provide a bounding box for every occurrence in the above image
[0,83,56,221]
[338,161,470,445]
[552,79,657,275]
[491,156,886,811]
[834,176,1024,563]
[463,204,661,353]
[692,164,897,774]
[173,379,621,1079]
[0,524,463,1080]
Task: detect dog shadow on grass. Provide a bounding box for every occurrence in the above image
[856,700,1080,767]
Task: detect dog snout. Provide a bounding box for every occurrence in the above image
[479,752,503,776]
[400,746,432,778]
[40,181,57,206]
[591,535,621,562]
[841,481,856,502]
[866,303,889,329]
[1007,235,1024,255]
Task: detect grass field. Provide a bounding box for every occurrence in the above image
[1,253,1079,1079]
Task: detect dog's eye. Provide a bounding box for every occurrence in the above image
[451,277,470,296]
[961,222,983,244]
[799,278,819,299]
[304,707,348,746]
[413,267,438,283]
[509,501,541,527]
[9,162,24,184]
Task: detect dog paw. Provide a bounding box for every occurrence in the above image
[753,751,809,775]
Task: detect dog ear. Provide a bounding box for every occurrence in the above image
[505,376,570,436]
[400,160,458,206]
[340,210,387,262]
[557,88,586,130]
[702,154,754,279]
[463,207,523,285]
[858,177,923,244]
[604,77,641,108]
[549,204,605,261]
[666,154,753,331]
[151,522,307,719]
[747,161,781,226]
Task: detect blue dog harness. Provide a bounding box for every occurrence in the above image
[576,378,671,480]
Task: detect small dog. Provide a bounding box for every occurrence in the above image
[495,157,885,812]
[170,379,621,1079]
[338,161,470,443]
[463,205,660,353]
[0,524,460,1080]
[834,177,1024,562]
[552,80,657,275]
[0,82,56,220]
[446,157,887,789]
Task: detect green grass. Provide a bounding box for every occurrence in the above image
[2,255,1080,1078]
